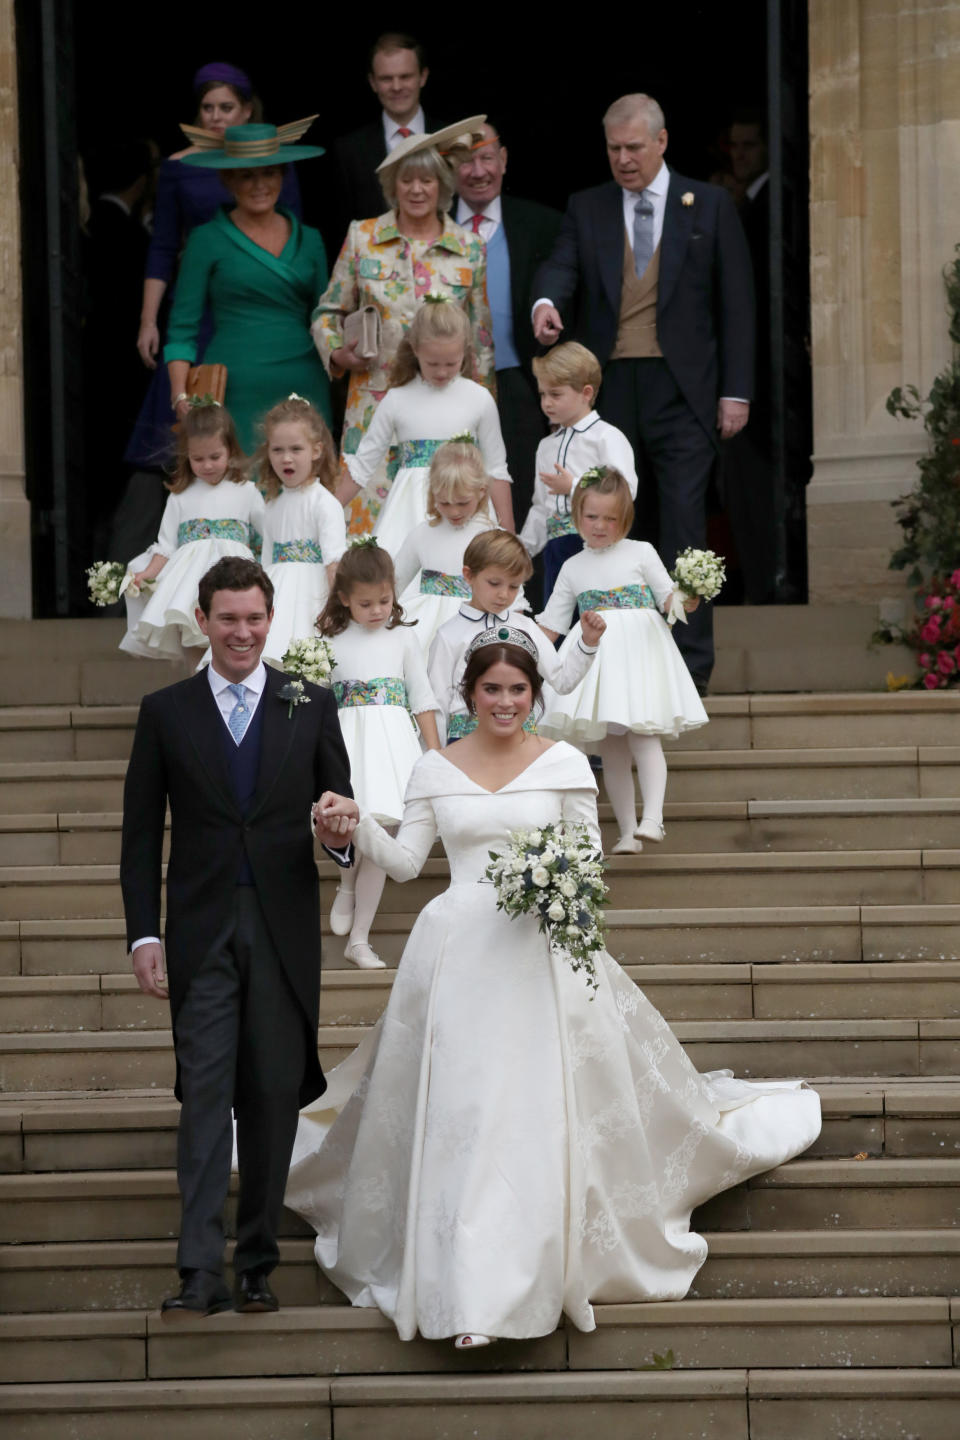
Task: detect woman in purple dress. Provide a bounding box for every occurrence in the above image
[126,62,301,469]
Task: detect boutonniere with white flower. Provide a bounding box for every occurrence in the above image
[278,679,309,719]
[681,192,695,207]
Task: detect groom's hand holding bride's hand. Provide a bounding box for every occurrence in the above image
[312,792,360,847]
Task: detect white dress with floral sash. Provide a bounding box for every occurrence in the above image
[260,481,347,668]
[120,479,264,659]
[285,744,821,1342]
[393,512,494,656]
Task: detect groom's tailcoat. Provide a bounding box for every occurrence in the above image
[533,172,754,440]
[120,666,352,1105]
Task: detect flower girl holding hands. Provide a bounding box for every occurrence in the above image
[337,299,514,552]
[120,402,263,660]
[537,467,707,854]
[392,440,495,655]
[317,541,440,969]
[255,395,347,667]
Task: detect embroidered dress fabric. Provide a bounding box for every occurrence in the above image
[345,376,510,558]
[537,540,707,743]
[284,745,821,1342]
[261,482,347,669]
[327,621,437,824]
[393,513,495,657]
[120,480,264,659]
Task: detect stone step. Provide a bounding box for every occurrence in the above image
[8,1078,945,1174]
[3,1154,960,1245]
[3,1017,956,1093]
[5,1224,959,1315]
[2,1369,959,1440]
[3,959,960,1039]
[6,849,960,921]
[0,1298,955,1385]
[4,903,958,980]
[9,796,960,866]
[3,746,960,817]
[3,692,960,759]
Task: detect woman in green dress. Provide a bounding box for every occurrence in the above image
[165,121,331,452]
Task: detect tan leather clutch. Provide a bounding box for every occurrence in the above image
[342,306,382,362]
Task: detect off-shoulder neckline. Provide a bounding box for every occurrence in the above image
[435,741,558,795]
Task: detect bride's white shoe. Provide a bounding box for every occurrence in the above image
[454,1333,497,1350]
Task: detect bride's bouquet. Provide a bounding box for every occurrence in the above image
[86,561,127,607]
[281,636,335,686]
[666,547,726,626]
[485,821,607,994]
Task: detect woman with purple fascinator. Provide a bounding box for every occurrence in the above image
[125,62,303,470]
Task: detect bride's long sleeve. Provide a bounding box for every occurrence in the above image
[561,784,603,853]
[354,797,438,881]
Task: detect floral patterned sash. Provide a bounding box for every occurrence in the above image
[397,438,445,469]
[576,583,657,612]
[333,677,408,709]
[447,712,537,740]
[177,518,249,547]
[546,511,578,540]
[420,569,470,597]
[272,539,324,564]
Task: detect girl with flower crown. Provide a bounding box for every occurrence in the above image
[537,466,707,853]
[120,403,263,660]
[315,540,440,969]
[335,301,513,556]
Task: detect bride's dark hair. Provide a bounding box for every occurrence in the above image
[460,642,544,717]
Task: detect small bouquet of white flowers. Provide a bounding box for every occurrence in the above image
[666,547,726,626]
[86,561,127,607]
[281,636,335,687]
[484,821,607,994]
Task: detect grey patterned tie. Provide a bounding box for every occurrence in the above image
[227,683,251,744]
[632,191,655,278]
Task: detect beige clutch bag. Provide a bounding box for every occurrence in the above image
[342,305,382,362]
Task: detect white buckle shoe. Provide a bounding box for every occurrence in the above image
[635,819,666,843]
[454,1333,497,1350]
[612,833,642,855]
[344,941,386,970]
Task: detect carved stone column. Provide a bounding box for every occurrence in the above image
[807,0,960,602]
[0,0,29,617]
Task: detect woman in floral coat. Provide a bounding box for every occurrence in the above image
[311,117,495,535]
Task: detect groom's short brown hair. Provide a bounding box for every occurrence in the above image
[197,557,274,616]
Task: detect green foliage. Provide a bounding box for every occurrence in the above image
[886,244,960,585]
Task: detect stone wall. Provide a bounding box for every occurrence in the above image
[0,0,29,617]
[807,0,960,604]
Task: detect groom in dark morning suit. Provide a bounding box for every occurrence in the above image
[120,557,358,1320]
[533,94,755,688]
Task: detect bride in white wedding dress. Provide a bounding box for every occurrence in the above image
[291,630,821,1348]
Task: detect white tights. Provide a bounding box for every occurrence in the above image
[599,733,668,839]
[337,848,389,947]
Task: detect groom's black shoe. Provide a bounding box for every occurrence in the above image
[161,1268,233,1322]
[234,1269,279,1313]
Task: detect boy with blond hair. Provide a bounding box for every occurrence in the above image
[427,530,604,741]
[520,342,637,601]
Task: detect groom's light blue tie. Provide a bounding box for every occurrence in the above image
[227,683,251,743]
[632,191,655,278]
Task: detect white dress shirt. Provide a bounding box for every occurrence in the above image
[454,193,503,244]
[383,107,426,152]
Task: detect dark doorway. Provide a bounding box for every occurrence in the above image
[19,0,810,613]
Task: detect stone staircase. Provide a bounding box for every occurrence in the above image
[0,621,958,1438]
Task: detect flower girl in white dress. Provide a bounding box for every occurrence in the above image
[120,403,263,660]
[255,396,347,668]
[392,440,494,655]
[537,467,707,854]
[295,633,821,1349]
[337,300,513,550]
[317,540,440,969]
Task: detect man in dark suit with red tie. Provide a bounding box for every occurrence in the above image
[533,94,755,689]
[327,32,444,256]
[120,558,357,1320]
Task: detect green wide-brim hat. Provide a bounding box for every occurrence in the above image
[180,118,325,168]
